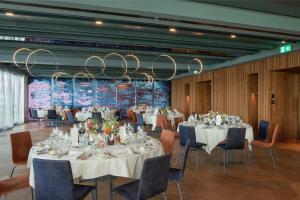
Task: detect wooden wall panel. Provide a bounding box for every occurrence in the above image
[171,51,300,141]
[213,69,227,113]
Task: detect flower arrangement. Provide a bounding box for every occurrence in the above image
[84,119,99,135]
[102,117,119,136]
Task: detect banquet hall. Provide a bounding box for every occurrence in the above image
[1,1,300,200]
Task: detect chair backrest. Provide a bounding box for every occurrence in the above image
[157,115,170,129]
[270,124,279,146]
[66,112,75,125]
[257,120,269,140]
[10,131,32,164]
[30,109,39,119]
[136,113,144,126]
[28,109,33,118]
[137,154,171,200]
[178,125,198,148]
[33,159,75,200]
[174,117,184,131]
[178,140,191,178]
[92,112,101,120]
[127,109,133,121]
[132,112,137,123]
[47,110,57,119]
[160,130,176,154]
[225,128,246,149]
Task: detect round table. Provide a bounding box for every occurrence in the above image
[179,122,254,154]
[75,111,92,121]
[27,138,164,188]
[143,113,184,130]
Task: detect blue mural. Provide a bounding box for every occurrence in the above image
[28,78,170,109]
[51,78,73,108]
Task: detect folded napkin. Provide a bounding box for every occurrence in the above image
[32,146,50,154]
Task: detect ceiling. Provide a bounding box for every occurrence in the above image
[0,0,300,79]
[195,0,300,18]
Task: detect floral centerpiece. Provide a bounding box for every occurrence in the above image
[85,119,99,135]
[102,117,119,145]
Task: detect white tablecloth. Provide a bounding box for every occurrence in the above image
[37,110,47,118]
[101,111,115,121]
[143,113,184,130]
[178,123,254,154]
[75,112,92,121]
[27,138,164,187]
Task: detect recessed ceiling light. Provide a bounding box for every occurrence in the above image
[5,12,14,16]
[281,40,286,44]
[194,32,203,36]
[169,28,177,33]
[230,34,236,39]
[95,20,103,25]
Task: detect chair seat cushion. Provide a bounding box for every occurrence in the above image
[74,185,94,200]
[251,140,271,148]
[168,167,181,181]
[190,143,207,149]
[218,143,226,149]
[0,174,29,195]
[113,180,139,200]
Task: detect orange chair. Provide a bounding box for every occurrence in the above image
[174,117,184,139]
[0,175,31,199]
[250,124,279,169]
[10,131,32,177]
[127,109,134,123]
[160,129,176,154]
[132,112,137,123]
[157,115,171,130]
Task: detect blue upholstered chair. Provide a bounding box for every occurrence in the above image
[33,158,96,200]
[256,120,269,140]
[92,112,101,120]
[169,140,190,200]
[47,110,60,126]
[29,109,42,127]
[135,113,144,126]
[66,111,78,126]
[177,125,207,172]
[113,154,171,200]
[218,128,247,172]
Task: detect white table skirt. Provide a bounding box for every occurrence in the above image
[75,112,92,121]
[101,111,115,121]
[37,110,47,118]
[143,113,184,130]
[27,139,164,188]
[178,124,254,154]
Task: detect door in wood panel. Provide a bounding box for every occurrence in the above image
[248,74,258,134]
[195,81,211,114]
[185,84,190,117]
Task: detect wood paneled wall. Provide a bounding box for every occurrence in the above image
[172,51,300,141]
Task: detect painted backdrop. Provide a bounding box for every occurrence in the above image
[28,78,170,109]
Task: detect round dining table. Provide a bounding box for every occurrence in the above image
[27,137,164,189]
[178,122,254,154]
[143,112,184,130]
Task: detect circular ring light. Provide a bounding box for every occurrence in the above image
[13,48,35,70]
[124,54,140,73]
[188,58,203,75]
[72,72,94,81]
[140,72,152,88]
[151,54,176,80]
[103,53,127,78]
[51,72,73,87]
[25,49,58,77]
[84,55,106,77]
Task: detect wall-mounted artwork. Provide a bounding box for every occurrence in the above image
[28,78,170,109]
